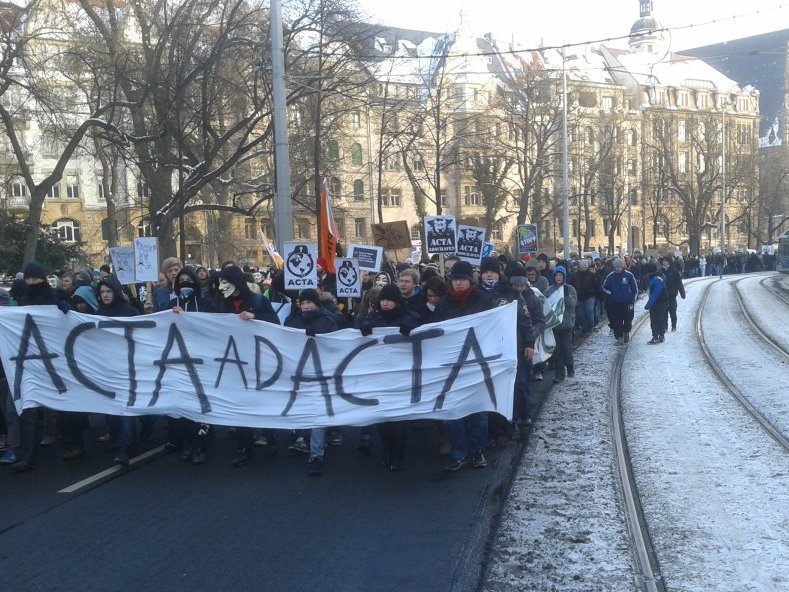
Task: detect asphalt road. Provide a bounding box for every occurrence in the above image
[0,376,555,592]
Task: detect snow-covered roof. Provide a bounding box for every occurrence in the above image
[610,50,741,92]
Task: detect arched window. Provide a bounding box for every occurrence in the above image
[51,218,81,243]
[350,143,363,166]
[329,177,342,198]
[353,179,364,201]
[10,175,26,198]
[327,140,339,161]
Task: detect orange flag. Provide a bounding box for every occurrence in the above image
[318,179,339,274]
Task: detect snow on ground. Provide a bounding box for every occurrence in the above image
[483,317,638,591]
[732,274,789,353]
[484,274,789,591]
[623,274,789,591]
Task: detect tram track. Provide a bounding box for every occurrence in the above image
[731,277,789,362]
[696,278,789,454]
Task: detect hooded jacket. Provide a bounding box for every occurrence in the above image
[207,266,280,324]
[97,277,139,317]
[545,266,577,331]
[73,285,99,313]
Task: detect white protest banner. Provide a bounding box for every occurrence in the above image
[0,304,517,428]
[283,242,318,289]
[109,247,136,284]
[424,215,456,254]
[335,258,361,298]
[531,287,561,364]
[347,244,383,272]
[456,225,486,265]
[133,237,159,282]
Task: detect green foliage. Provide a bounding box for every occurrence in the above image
[0,211,88,275]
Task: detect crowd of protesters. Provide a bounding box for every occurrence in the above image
[0,247,771,476]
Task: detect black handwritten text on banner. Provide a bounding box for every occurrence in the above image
[0,305,517,429]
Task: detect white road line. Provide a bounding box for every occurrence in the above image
[58,445,166,494]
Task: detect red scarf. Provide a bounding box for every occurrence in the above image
[449,285,476,308]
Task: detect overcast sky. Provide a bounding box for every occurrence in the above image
[354,0,789,50]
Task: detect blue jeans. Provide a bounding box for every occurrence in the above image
[577,297,596,332]
[446,413,488,461]
[309,427,326,461]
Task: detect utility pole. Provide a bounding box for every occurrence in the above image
[271,0,293,252]
[720,102,726,278]
[561,54,570,258]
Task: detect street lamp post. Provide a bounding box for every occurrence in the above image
[561,54,570,259]
[719,100,727,279]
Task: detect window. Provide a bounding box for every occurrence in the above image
[137,219,153,237]
[47,183,60,199]
[627,129,638,146]
[737,97,749,112]
[653,118,665,139]
[51,218,80,242]
[679,152,688,173]
[244,217,257,240]
[629,188,639,205]
[589,220,597,237]
[327,140,339,161]
[602,96,614,111]
[384,155,401,171]
[627,159,637,176]
[571,220,578,238]
[11,176,26,198]
[413,157,424,171]
[579,91,597,108]
[490,222,503,241]
[696,92,709,109]
[440,189,448,207]
[603,217,610,235]
[381,188,401,207]
[585,126,594,144]
[737,123,750,145]
[295,219,310,239]
[260,223,274,240]
[698,121,706,142]
[463,185,481,207]
[350,111,360,130]
[289,106,302,127]
[329,177,342,198]
[350,143,363,166]
[410,224,421,240]
[66,175,79,198]
[678,119,686,142]
[678,91,689,107]
[354,217,366,238]
[697,153,706,173]
[353,179,364,201]
[137,179,151,198]
[0,87,20,109]
[97,178,107,200]
[41,131,58,158]
[334,217,345,239]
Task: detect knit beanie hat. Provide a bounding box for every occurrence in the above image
[299,288,321,307]
[451,261,474,281]
[506,260,528,284]
[23,261,47,281]
[554,265,567,280]
[379,283,403,305]
[479,257,501,276]
[611,257,625,269]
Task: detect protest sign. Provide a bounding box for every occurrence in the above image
[283,242,318,289]
[133,237,159,282]
[347,244,383,272]
[335,258,362,298]
[424,216,456,254]
[109,247,136,284]
[456,225,486,265]
[0,304,518,428]
[516,224,538,254]
[372,221,412,251]
[482,242,495,259]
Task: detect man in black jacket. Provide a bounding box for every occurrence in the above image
[660,255,686,332]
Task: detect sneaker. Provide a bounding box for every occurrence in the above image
[553,376,564,384]
[0,450,17,464]
[114,453,130,466]
[288,437,309,454]
[191,448,206,465]
[231,448,253,467]
[62,448,84,460]
[623,332,630,344]
[254,434,269,447]
[658,334,665,343]
[472,450,487,468]
[308,457,324,476]
[444,457,467,472]
[11,460,32,472]
[533,372,543,382]
[357,435,373,456]
[648,337,660,344]
[97,432,112,442]
[329,430,343,446]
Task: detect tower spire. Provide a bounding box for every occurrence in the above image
[640,0,653,17]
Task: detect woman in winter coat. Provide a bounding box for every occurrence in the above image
[644,262,668,344]
[545,266,577,383]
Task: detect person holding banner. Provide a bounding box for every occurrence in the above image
[360,284,421,471]
[149,257,182,313]
[208,266,280,467]
[434,261,495,472]
[545,266,577,383]
[284,289,339,476]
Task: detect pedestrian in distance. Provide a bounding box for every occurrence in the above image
[602,257,638,345]
[644,262,668,344]
[660,255,685,332]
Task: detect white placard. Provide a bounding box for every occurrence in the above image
[335,258,362,298]
[109,246,136,284]
[283,242,318,289]
[133,237,159,282]
[456,225,486,265]
[347,244,383,272]
[0,304,518,429]
[424,215,457,254]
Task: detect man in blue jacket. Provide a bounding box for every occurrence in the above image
[602,258,638,345]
